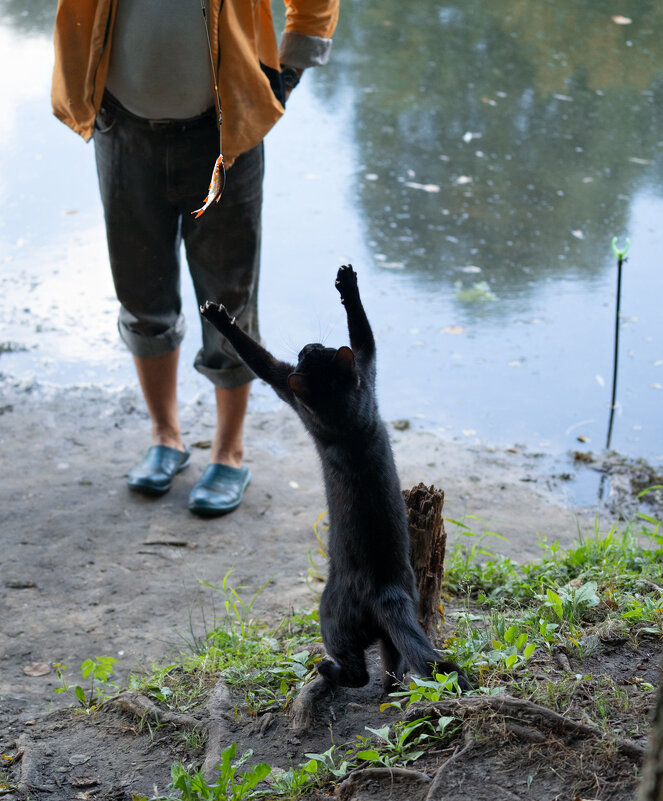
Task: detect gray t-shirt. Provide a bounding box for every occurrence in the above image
[106,0,216,120]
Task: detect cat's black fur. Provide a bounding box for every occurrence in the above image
[201,265,469,692]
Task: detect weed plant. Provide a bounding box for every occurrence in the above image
[131,504,662,800]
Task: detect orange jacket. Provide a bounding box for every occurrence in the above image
[51,0,339,163]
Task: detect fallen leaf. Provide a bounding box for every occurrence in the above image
[69,755,91,766]
[404,181,440,193]
[393,419,410,431]
[577,435,590,443]
[23,662,50,677]
[455,281,496,302]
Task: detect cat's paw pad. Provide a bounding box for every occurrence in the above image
[335,264,358,296]
[200,300,235,328]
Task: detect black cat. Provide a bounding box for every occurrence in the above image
[201,265,469,692]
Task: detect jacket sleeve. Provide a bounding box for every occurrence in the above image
[279,0,339,68]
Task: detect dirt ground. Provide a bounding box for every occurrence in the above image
[0,376,656,799]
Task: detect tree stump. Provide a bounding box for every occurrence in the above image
[639,657,663,800]
[403,483,447,641]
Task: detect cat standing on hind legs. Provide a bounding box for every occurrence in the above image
[201,265,470,694]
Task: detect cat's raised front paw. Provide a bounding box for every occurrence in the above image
[200,300,235,331]
[335,264,358,299]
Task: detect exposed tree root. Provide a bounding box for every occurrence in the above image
[103,679,237,781]
[424,739,473,801]
[405,693,646,761]
[337,766,431,800]
[289,674,333,734]
[104,691,201,732]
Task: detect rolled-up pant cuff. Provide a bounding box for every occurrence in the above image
[194,355,255,389]
[118,313,186,359]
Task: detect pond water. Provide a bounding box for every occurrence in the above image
[1,1,662,478]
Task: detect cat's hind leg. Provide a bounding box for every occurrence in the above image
[317,651,369,688]
[319,597,371,688]
[379,634,406,693]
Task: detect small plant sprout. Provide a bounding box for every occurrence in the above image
[382,670,463,712]
[543,581,600,631]
[54,656,118,711]
[170,743,270,801]
[355,716,457,767]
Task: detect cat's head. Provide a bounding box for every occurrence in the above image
[287,343,358,420]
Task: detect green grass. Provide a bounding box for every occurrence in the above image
[127,505,662,800]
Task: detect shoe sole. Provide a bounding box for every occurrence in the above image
[128,457,191,496]
[188,501,242,517]
[188,477,250,517]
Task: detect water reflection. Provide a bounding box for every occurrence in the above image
[322,0,663,302]
[305,0,663,461]
[0,0,53,34]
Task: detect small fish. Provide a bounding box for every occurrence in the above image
[192,153,226,218]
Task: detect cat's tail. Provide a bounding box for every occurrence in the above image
[376,589,471,690]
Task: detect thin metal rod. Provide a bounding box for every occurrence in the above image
[605,253,624,451]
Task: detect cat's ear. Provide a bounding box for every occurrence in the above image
[332,346,355,374]
[288,372,312,404]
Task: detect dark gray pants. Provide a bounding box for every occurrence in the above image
[93,92,263,389]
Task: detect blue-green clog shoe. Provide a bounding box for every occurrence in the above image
[127,445,191,496]
[188,463,251,516]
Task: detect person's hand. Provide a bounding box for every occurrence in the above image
[281,65,304,101]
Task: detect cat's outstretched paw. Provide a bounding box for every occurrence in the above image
[335,264,358,302]
[200,300,235,332]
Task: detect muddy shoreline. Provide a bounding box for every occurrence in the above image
[1,375,608,725]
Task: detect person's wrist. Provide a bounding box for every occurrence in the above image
[281,64,303,91]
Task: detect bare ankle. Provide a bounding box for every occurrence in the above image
[152,424,185,452]
[211,448,243,468]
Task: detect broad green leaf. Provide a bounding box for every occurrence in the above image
[80,659,94,679]
[357,750,381,762]
[504,626,517,644]
[365,725,391,742]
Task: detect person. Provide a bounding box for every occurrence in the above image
[51,0,339,516]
